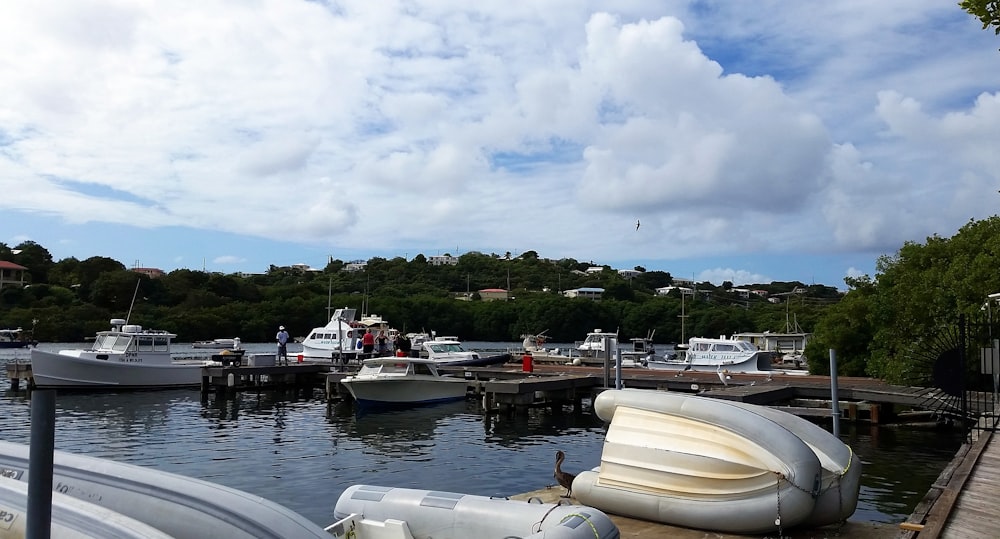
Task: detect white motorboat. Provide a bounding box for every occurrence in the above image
[0,326,35,349]
[29,318,215,389]
[0,475,173,538]
[329,485,619,539]
[645,335,773,373]
[300,307,399,361]
[0,440,334,538]
[192,337,241,349]
[340,356,469,407]
[572,389,860,534]
[419,336,509,367]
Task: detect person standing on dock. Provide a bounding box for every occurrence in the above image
[361,328,375,359]
[276,325,290,365]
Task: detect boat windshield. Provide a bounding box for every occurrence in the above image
[429,343,466,353]
[93,334,132,352]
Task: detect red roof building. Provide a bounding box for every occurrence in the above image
[0,260,28,290]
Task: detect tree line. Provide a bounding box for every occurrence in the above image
[9,211,998,388]
[0,244,835,355]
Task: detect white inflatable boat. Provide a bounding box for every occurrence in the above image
[572,389,859,534]
[0,441,331,539]
[0,475,174,539]
[330,484,620,539]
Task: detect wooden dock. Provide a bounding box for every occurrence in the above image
[510,485,897,538]
[899,417,1000,538]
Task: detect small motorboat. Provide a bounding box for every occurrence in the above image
[420,336,509,366]
[340,356,469,408]
[192,337,241,349]
[0,327,36,348]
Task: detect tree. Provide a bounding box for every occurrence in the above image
[961,0,1000,36]
[11,241,55,284]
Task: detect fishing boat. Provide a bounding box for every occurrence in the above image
[340,356,469,408]
[0,440,333,538]
[328,485,619,539]
[572,389,860,534]
[29,318,215,389]
[645,335,773,373]
[0,327,35,348]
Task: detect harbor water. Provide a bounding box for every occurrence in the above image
[1,342,964,530]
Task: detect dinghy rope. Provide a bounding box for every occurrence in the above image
[560,513,602,539]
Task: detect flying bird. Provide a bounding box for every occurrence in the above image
[636,219,640,230]
[554,450,576,498]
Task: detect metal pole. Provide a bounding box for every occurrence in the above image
[27,389,56,539]
[829,349,840,438]
[602,335,610,388]
[615,347,622,390]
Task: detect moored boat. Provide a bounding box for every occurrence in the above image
[29,318,215,389]
[340,356,469,408]
[192,337,241,349]
[300,307,399,361]
[419,336,509,367]
[0,327,36,348]
[329,484,619,539]
[645,335,773,373]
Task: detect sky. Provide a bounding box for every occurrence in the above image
[2,1,999,290]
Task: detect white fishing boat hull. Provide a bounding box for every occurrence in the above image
[0,475,173,539]
[0,441,332,539]
[29,349,209,389]
[331,485,619,539]
[572,389,828,534]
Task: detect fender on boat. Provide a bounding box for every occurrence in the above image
[575,389,823,534]
[0,440,330,539]
[0,475,172,538]
[333,484,620,539]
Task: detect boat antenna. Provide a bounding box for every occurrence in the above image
[124,279,141,325]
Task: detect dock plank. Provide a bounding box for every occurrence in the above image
[510,486,896,538]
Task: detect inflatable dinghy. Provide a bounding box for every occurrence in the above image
[0,475,172,538]
[573,389,832,534]
[331,484,619,539]
[0,441,330,539]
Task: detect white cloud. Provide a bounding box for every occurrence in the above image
[1,1,998,286]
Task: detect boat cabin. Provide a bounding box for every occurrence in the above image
[93,319,175,353]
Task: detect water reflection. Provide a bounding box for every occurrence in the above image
[0,368,972,530]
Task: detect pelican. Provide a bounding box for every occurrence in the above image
[554,450,576,498]
[716,365,729,386]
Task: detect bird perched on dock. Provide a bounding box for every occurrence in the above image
[554,450,576,498]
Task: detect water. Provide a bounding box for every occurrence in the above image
[1,343,964,529]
